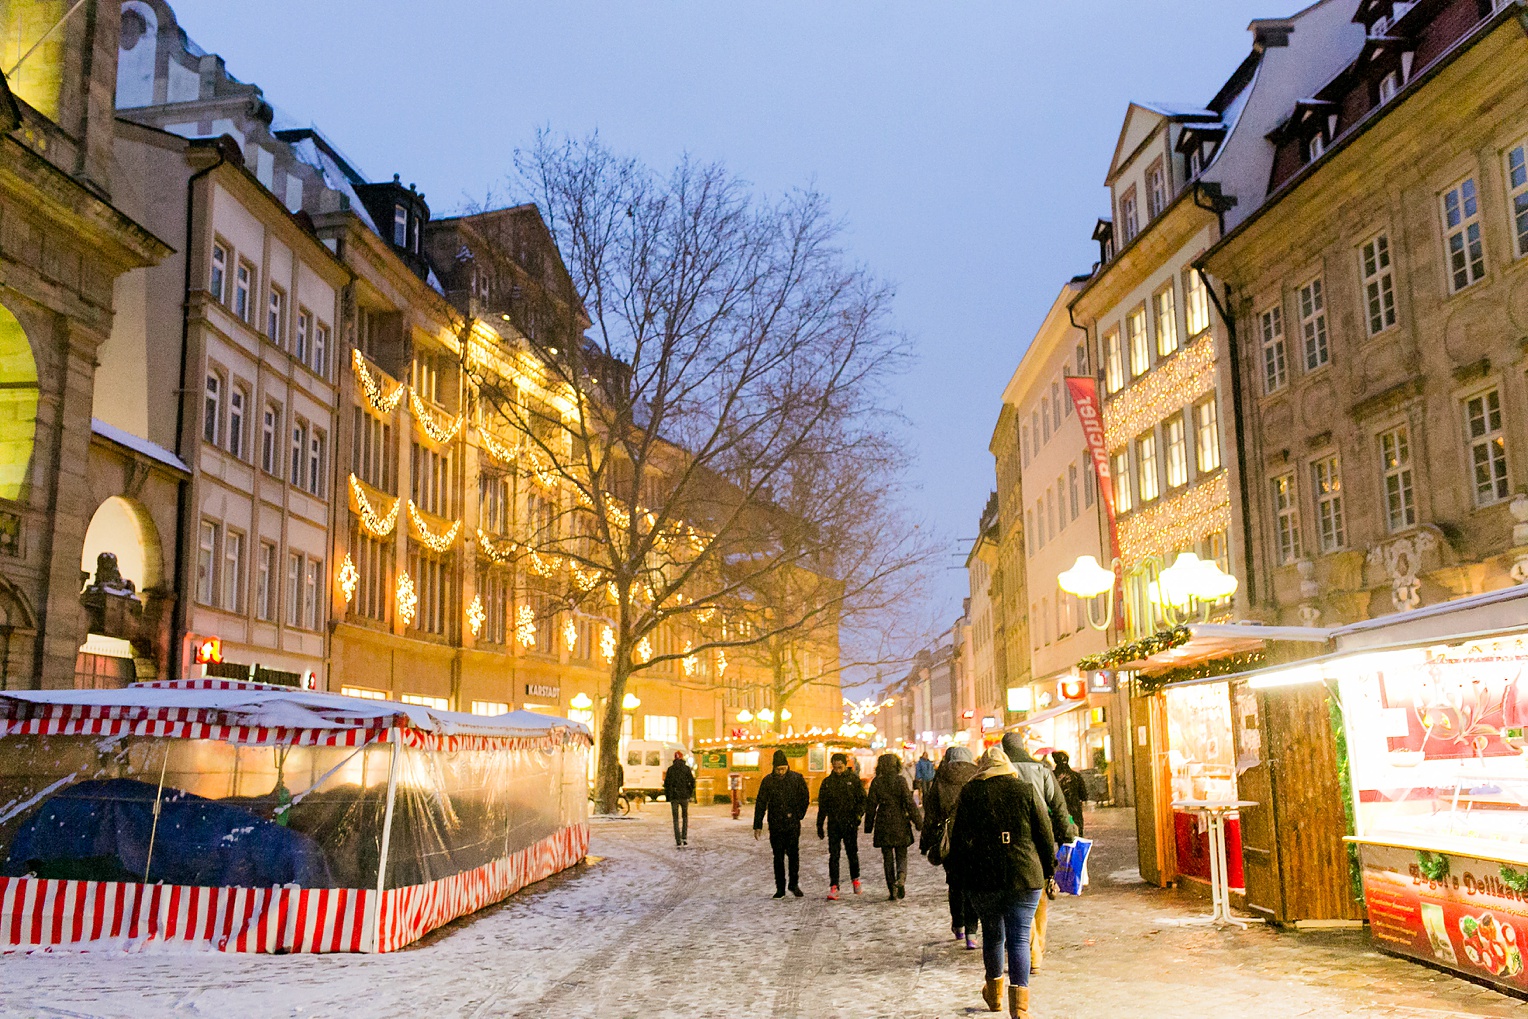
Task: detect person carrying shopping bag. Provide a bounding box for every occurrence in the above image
[1002,733,1075,972]
[950,746,1056,1019]
[864,753,922,900]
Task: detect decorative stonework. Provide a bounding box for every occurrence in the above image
[1366,529,1440,611]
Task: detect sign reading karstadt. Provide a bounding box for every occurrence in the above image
[525,683,560,699]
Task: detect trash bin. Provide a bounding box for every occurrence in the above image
[697,777,715,805]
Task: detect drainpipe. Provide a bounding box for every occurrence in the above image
[1195,266,1256,609]
[170,138,233,681]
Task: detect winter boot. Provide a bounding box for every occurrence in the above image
[981,977,1004,1012]
[827,885,840,900]
[896,879,906,899]
[953,927,964,942]
[790,885,803,898]
[965,934,978,950]
[852,879,862,894]
[773,889,786,899]
[1008,985,1030,1019]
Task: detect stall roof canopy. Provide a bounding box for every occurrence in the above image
[1007,698,1087,732]
[1328,584,1528,653]
[1113,622,1331,674]
[0,679,590,745]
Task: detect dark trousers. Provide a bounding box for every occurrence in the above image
[770,826,801,892]
[947,872,975,935]
[880,845,907,892]
[826,823,860,887]
[670,800,689,844]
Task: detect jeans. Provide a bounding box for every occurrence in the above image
[670,800,689,845]
[1030,889,1048,963]
[881,845,907,893]
[947,872,975,935]
[770,826,801,892]
[826,823,860,887]
[980,888,1043,986]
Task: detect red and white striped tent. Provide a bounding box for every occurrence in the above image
[0,680,590,954]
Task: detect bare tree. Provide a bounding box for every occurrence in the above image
[460,133,919,813]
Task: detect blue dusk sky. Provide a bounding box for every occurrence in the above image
[167,0,1281,624]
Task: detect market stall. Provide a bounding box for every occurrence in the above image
[693,732,873,803]
[0,679,589,954]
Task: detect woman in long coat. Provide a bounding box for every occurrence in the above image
[864,753,922,900]
[950,747,1056,1019]
[920,745,979,946]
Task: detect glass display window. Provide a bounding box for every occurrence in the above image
[1165,681,1238,803]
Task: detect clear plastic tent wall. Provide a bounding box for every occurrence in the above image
[0,681,589,953]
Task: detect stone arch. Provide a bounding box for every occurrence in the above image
[81,495,163,592]
[0,302,40,504]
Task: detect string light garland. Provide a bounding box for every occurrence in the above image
[563,618,578,652]
[1134,650,1268,694]
[337,554,359,604]
[408,501,461,551]
[409,390,464,445]
[636,636,653,664]
[396,572,418,626]
[600,625,616,663]
[682,640,697,677]
[477,529,517,563]
[715,649,728,676]
[350,474,400,537]
[1117,472,1230,570]
[479,428,558,489]
[466,594,485,636]
[1077,624,1191,672]
[516,605,538,648]
[1102,334,1216,451]
[352,349,406,413]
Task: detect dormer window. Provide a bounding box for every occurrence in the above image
[1146,159,1169,219]
[1120,187,1139,243]
[393,205,408,248]
[1370,13,1390,35]
[1189,147,1203,177]
[1377,70,1400,103]
[1307,132,1326,162]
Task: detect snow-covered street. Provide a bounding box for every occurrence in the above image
[0,805,1520,1018]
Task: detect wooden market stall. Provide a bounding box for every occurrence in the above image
[693,732,874,803]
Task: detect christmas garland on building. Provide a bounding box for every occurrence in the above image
[1077,625,1192,673]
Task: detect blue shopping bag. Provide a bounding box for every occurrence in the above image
[1054,837,1093,896]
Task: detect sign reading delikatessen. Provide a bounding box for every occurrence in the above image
[525,683,560,699]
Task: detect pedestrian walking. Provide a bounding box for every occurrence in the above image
[663,751,695,847]
[1049,750,1087,838]
[816,752,866,899]
[914,751,935,805]
[753,750,809,898]
[950,746,1056,1019]
[1002,732,1076,974]
[864,752,922,900]
[920,745,979,947]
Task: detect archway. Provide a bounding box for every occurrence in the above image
[0,303,39,503]
[81,495,163,592]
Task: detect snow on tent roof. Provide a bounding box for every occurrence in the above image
[0,682,589,740]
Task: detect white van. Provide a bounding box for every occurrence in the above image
[622,740,692,798]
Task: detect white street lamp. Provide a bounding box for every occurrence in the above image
[757,707,776,724]
[622,692,641,711]
[1151,552,1239,626]
[1058,555,1118,630]
[737,708,754,723]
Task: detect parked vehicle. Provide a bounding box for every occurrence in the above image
[623,740,692,798]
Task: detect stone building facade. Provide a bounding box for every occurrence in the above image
[1201,0,1528,626]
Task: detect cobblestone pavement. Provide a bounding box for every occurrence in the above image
[0,805,1520,1018]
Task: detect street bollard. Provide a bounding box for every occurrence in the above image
[729,772,743,820]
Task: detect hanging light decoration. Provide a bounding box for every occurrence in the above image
[407,501,461,551]
[396,572,418,626]
[563,618,579,651]
[635,636,653,664]
[466,594,486,636]
[515,605,538,648]
[600,625,616,663]
[352,349,406,413]
[715,649,728,676]
[681,640,697,676]
[350,475,400,537]
[409,389,464,444]
[337,554,359,604]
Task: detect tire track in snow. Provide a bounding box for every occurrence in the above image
[772,885,826,1019]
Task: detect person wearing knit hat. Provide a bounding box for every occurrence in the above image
[817,751,867,899]
[753,749,810,897]
[1001,731,1076,975]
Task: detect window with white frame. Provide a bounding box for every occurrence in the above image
[1031,411,1041,452]
[401,693,449,710]
[1164,415,1188,488]
[308,431,325,497]
[1136,432,1159,503]
[1259,304,1287,393]
[1025,509,1036,556]
[197,520,217,605]
[314,322,330,378]
[644,715,680,743]
[210,243,227,304]
[228,386,246,460]
[262,403,280,476]
[1298,277,1329,370]
[1185,268,1211,336]
[1507,140,1528,259]
[471,701,510,717]
[1307,131,1326,162]
[1146,159,1168,219]
[1379,424,1416,532]
[222,530,244,612]
[256,541,276,621]
[1442,177,1485,292]
[1083,459,1096,507]
[1041,397,1051,441]
[1195,397,1221,473]
[1377,70,1399,104]
[1464,389,1509,505]
[291,419,307,488]
[295,309,311,365]
[286,552,302,627]
[1068,463,1080,520]
[1112,449,1133,513]
[305,558,321,629]
[1050,381,1062,429]
[1154,283,1178,357]
[394,206,409,248]
[1104,327,1125,394]
[1311,455,1346,552]
[267,286,286,345]
[1127,305,1150,378]
[234,262,253,323]
[203,372,221,445]
[1120,187,1139,243]
[1046,485,1057,538]
[1360,233,1397,334]
[1270,473,1301,565]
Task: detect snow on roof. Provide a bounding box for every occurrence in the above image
[1136,101,1220,121]
[91,418,189,474]
[286,135,379,235]
[0,683,589,740]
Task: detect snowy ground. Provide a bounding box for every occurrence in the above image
[0,805,1520,1018]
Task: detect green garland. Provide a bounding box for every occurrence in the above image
[1328,691,1365,907]
[1417,850,1451,882]
[1133,651,1267,694]
[1077,625,1191,672]
[1502,866,1528,894]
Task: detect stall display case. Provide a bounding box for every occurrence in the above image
[1165,682,1244,889]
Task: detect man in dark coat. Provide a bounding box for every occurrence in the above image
[1002,732,1076,975]
[1050,750,1087,837]
[663,751,696,847]
[816,752,866,898]
[753,750,810,897]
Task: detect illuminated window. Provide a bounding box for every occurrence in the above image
[1442,178,1485,292]
[1068,463,1080,520]
[1136,432,1159,503]
[1127,305,1150,378]
[1154,283,1178,357]
[1311,455,1346,552]
[1164,416,1188,488]
[1111,450,1133,513]
[1270,473,1301,565]
[222,529,244,612]
[1185,268,1210,336]
[1195,398,1220,473]
[1104,327,1125,394]
[1506,140,1528,258]
[342,686,388,701]
[472,701,510,716]
[644,715,680,742]
[1379,425,1415,532]
[1041,397,1051,441]
[401,693,449,710]
[1360,233,1397,334]
[1259,304,1287,393]
[1465,389,1509,506]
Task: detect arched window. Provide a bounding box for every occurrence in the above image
[0,303,40,502]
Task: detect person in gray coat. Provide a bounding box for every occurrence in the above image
[1002,732,1076,974]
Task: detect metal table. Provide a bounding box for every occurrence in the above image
[1171,799,1260,928]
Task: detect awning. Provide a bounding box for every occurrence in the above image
[1006,699,1087,731]
[1118,622,1330,674]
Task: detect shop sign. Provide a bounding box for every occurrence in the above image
[525,683,560,699]
[781,744,808,758]
[698,751,728,769]
[1358,843,1528,993]
[1087,671,1116,694]
[193,636,222,665]
[1058,676,1087,701]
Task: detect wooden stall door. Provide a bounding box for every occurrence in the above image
[1130,693,1176,887]
[1233,681,1285,921]
[1266,684,1366,922]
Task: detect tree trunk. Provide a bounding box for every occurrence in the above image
[595,655,630,814]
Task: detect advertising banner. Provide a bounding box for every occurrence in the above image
[1065,375,1119,564]
[1359,842,1528,994]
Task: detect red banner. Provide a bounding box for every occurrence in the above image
[1065,375,1120,566]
